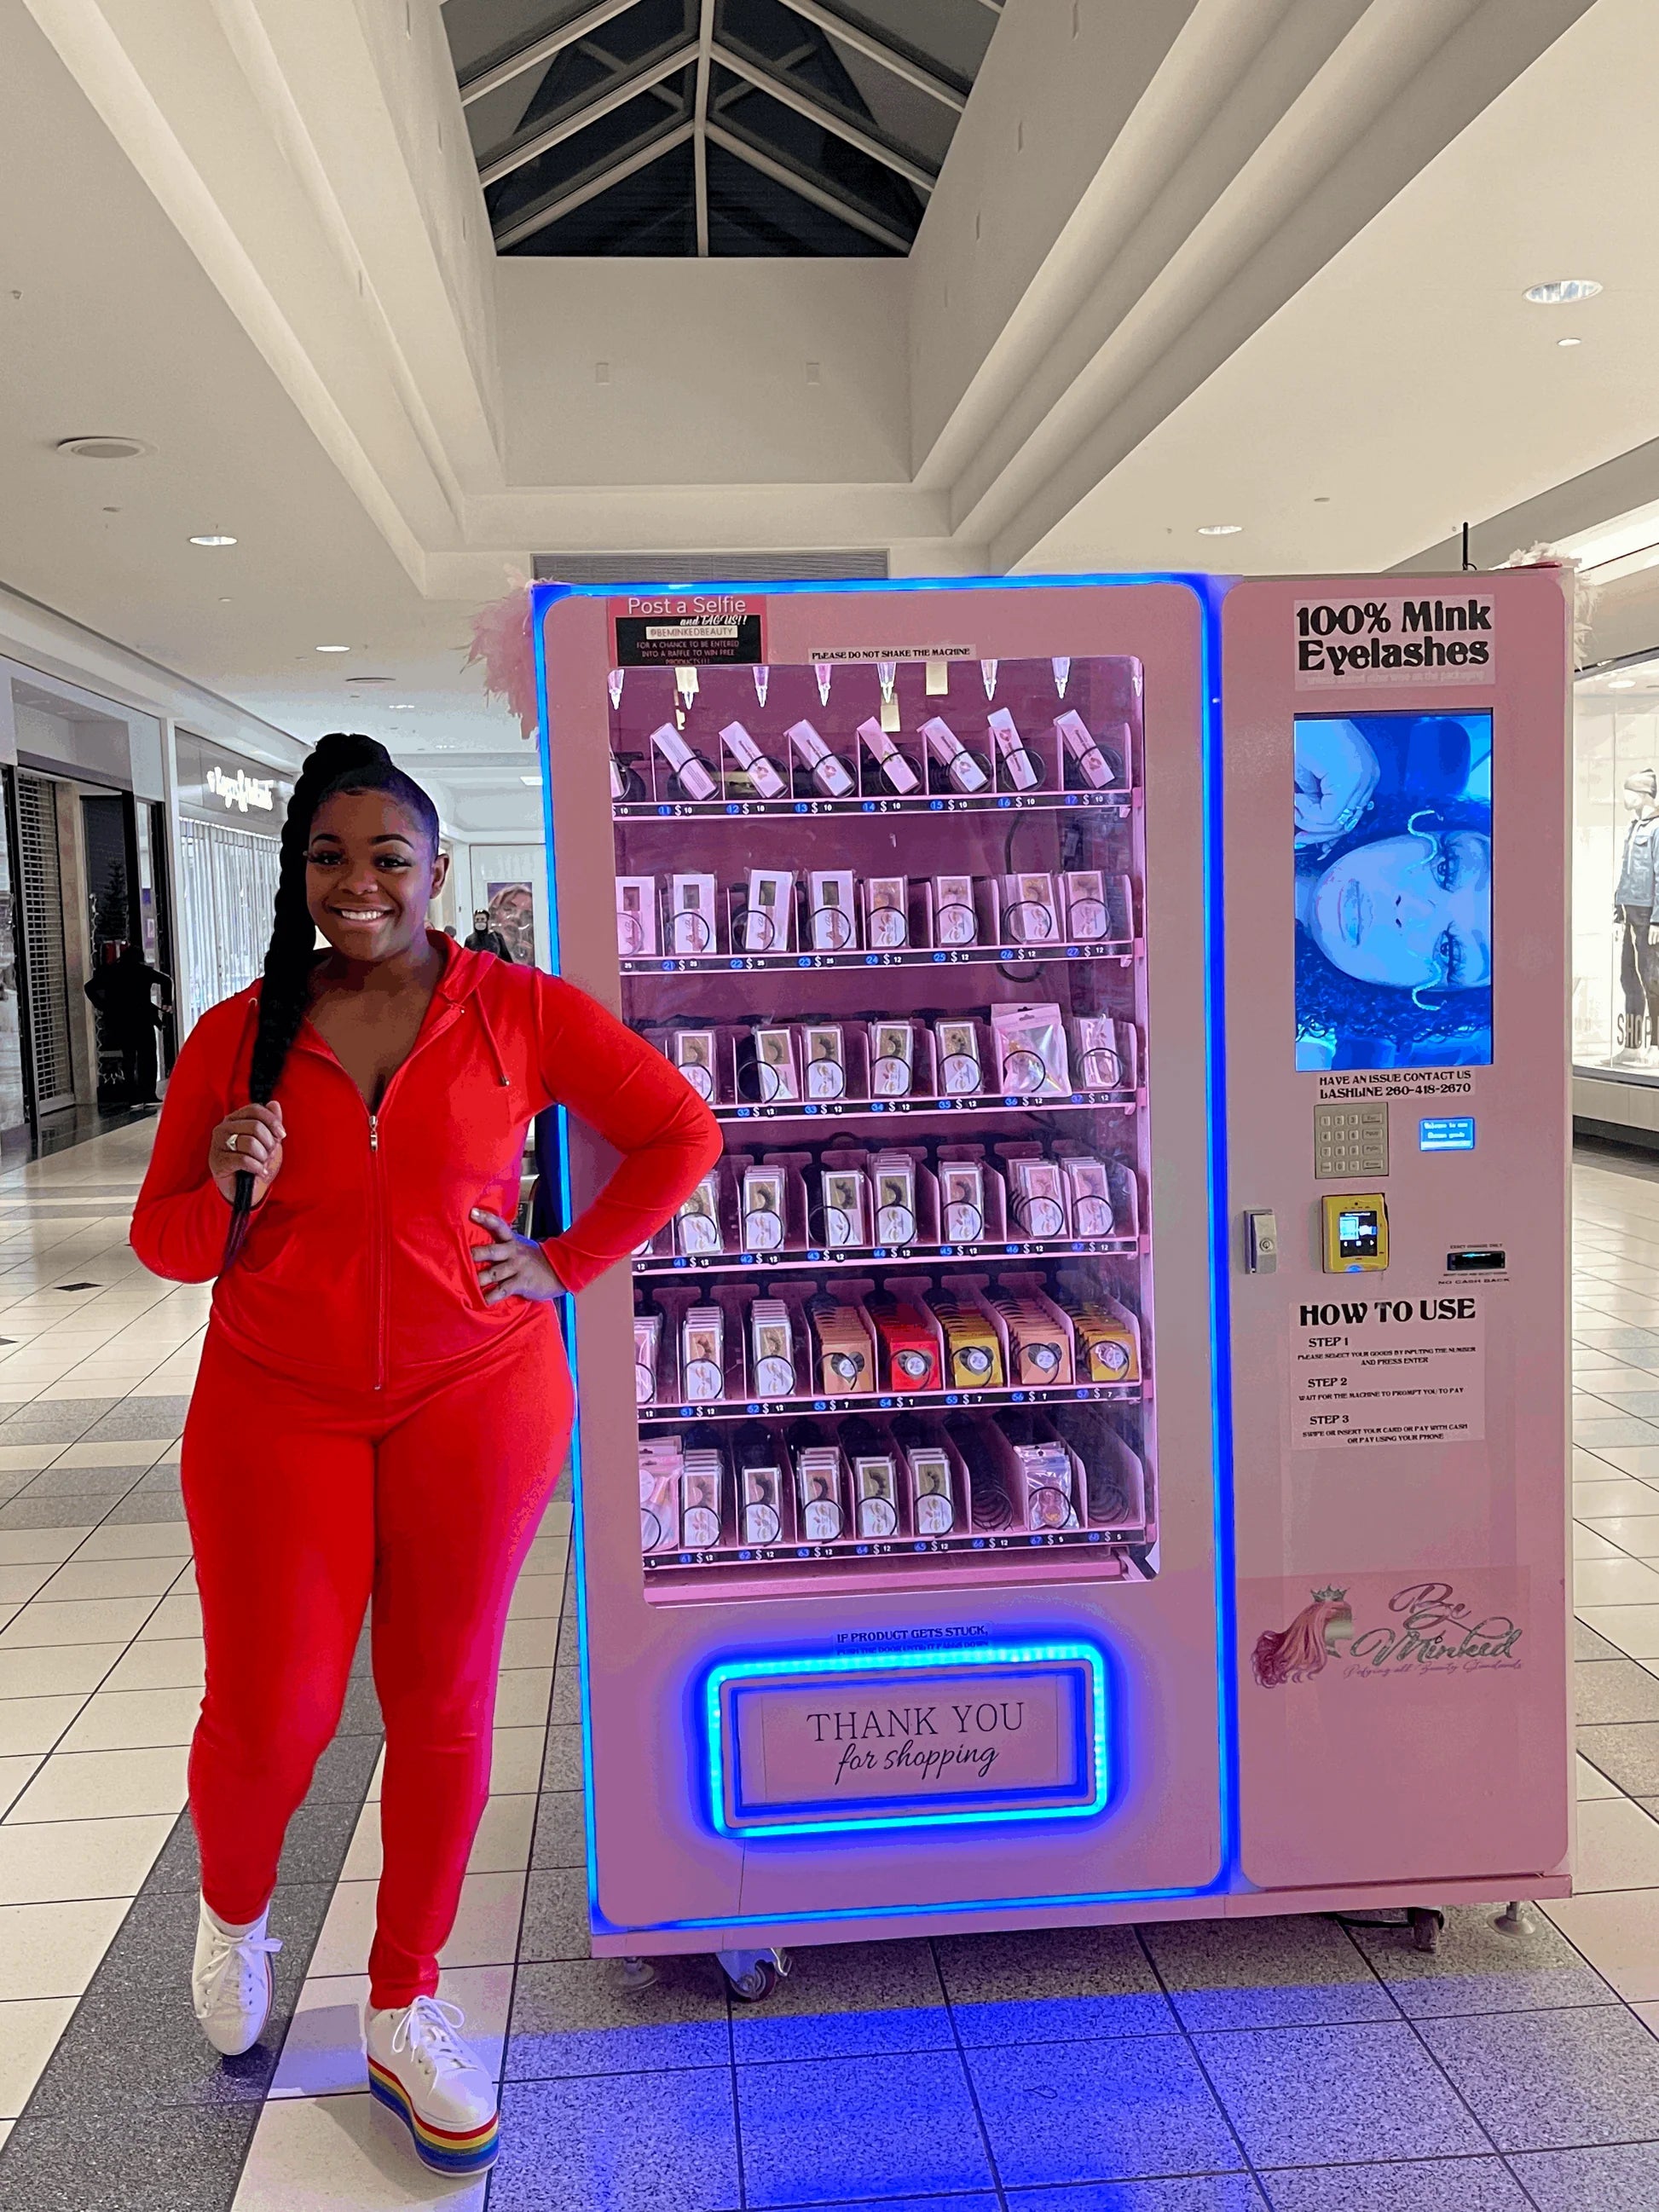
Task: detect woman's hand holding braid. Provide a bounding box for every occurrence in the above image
[209,1103,286,1206]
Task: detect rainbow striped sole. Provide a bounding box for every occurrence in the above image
[367,2057,500,2174]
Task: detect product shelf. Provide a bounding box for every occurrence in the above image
[639,1378,1143,1424]
[634,1233,1146,1279]
[711,1091,1142,1128]
[613,791,1134,823]
[621,939,1141,977]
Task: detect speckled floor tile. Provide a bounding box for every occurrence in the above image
[506,1954,730,2080]
[0,2099,252,2210]
[938,1924,1175,2042]
[1417,2002,1659,2149]
[1260,2156,1532,2210]
[738,2047,991,2204]
[1194,2022,1488,2166]
[1507,2140,1659,2209]
[1577,1722,1659,1794]
[1349,1903,1618,2015]
[493,2067,739,2212]
[729,1939,951,2063]
[1142,1915,1396,2030]
[1577,1658,1659,1724]
[530,1788,586,1871]
[1008,2183,1268,2212]
[967,2034,1242,2186]
[516,1867,592,1962]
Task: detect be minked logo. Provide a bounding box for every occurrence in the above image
[1251,1578,1523,1689]
[1251,1588,1355,1687]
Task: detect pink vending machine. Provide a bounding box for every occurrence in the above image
[531,567,1570,1990]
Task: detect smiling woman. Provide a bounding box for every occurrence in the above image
[1292,712,1494,1071]
[128,732,719,2178]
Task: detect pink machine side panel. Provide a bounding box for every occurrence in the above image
[539,583,1223,1945]
[1222,571,1572,1894]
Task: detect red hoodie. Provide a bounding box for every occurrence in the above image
[131,942,719,1391]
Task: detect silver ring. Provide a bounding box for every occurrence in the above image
[226,1132,238,1152]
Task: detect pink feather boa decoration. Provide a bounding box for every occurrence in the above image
[465,582,539,739]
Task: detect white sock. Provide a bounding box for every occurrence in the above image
[203,1897,263,1941]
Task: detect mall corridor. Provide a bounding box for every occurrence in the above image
[0,1126,1640,2207]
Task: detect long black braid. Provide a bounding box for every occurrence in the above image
[220,732,441,1271]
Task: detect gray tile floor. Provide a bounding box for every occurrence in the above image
[0,1127,1654,2209]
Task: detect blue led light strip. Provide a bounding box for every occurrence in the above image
[531,571,1242,1938]
[705,1642,1109,1839]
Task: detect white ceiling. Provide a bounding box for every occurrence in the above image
[0,0,1655,795]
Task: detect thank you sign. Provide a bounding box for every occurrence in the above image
[706,1643,1108,1836]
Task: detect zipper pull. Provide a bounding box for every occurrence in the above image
[369,1113,379,1152]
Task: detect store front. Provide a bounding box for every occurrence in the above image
[173,733,292,1035]
[0,662,171,1136]
[1574,653,1659,1142]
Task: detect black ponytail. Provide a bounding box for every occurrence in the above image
[220,732,440,1271]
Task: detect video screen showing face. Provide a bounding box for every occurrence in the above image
[1293,711,1492,1071]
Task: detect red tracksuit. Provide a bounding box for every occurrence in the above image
[131,942,718,2007]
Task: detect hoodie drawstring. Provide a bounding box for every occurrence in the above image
[476,995,512,1090]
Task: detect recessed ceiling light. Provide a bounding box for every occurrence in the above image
[390,702,416,711]
[1608,678,1637,690]
[1557,337,1582,349]
[189,533,237,547]
[520,774,543,786]
[1198,523,1243,536]
[315,644,351,653]
[55,434,153,461]
[1524,279,1601,304]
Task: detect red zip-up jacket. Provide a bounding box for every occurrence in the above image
[131,941,720,1390]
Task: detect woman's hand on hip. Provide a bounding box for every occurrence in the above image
[209,1103,286,1205]
[470,1209,564,1305]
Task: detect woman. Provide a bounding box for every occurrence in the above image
[132,734,718,2176]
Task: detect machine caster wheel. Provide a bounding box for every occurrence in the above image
[1408,1908,1445,1954]
[717,1947,792,2002]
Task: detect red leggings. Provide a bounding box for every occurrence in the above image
[182,1318,571,2009]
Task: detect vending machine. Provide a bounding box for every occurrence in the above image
[530,567,1570,1986]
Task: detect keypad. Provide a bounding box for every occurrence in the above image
[1314,1101,1388,1179]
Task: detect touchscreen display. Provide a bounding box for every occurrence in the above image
[1294,711,1492,1071]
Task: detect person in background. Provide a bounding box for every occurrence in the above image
[130,734,717,2178]
[463,907,510,959]
[85,941,172,1106]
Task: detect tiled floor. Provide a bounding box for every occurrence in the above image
[0,1125,1656,2209]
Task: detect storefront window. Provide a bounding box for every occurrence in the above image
[1575,656,1659,1073]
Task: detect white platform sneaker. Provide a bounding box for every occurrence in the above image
[367,1995,500,2174]
[191,1897,281,2057]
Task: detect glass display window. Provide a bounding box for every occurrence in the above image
[609,652,1157,1599]
[1575,656,1659,1075]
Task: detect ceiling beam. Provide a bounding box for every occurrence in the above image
[768,0,968,112]
[711,43,936,193]
[479,42,698,189]
[459,0,641,109]
[693,0,716,255]
[703,119,910,251]
[493,119,696,250]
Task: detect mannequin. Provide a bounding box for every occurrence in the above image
[1616,768,1659,1063]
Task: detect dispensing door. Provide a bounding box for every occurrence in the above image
[1221,570,1572,1894]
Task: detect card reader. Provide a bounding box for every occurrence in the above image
[1321,1193,1389,1274]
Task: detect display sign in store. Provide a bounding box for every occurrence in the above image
[610,596,766,667]
[1290,1294,1485,1450]
[708,1644,1108,1835]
